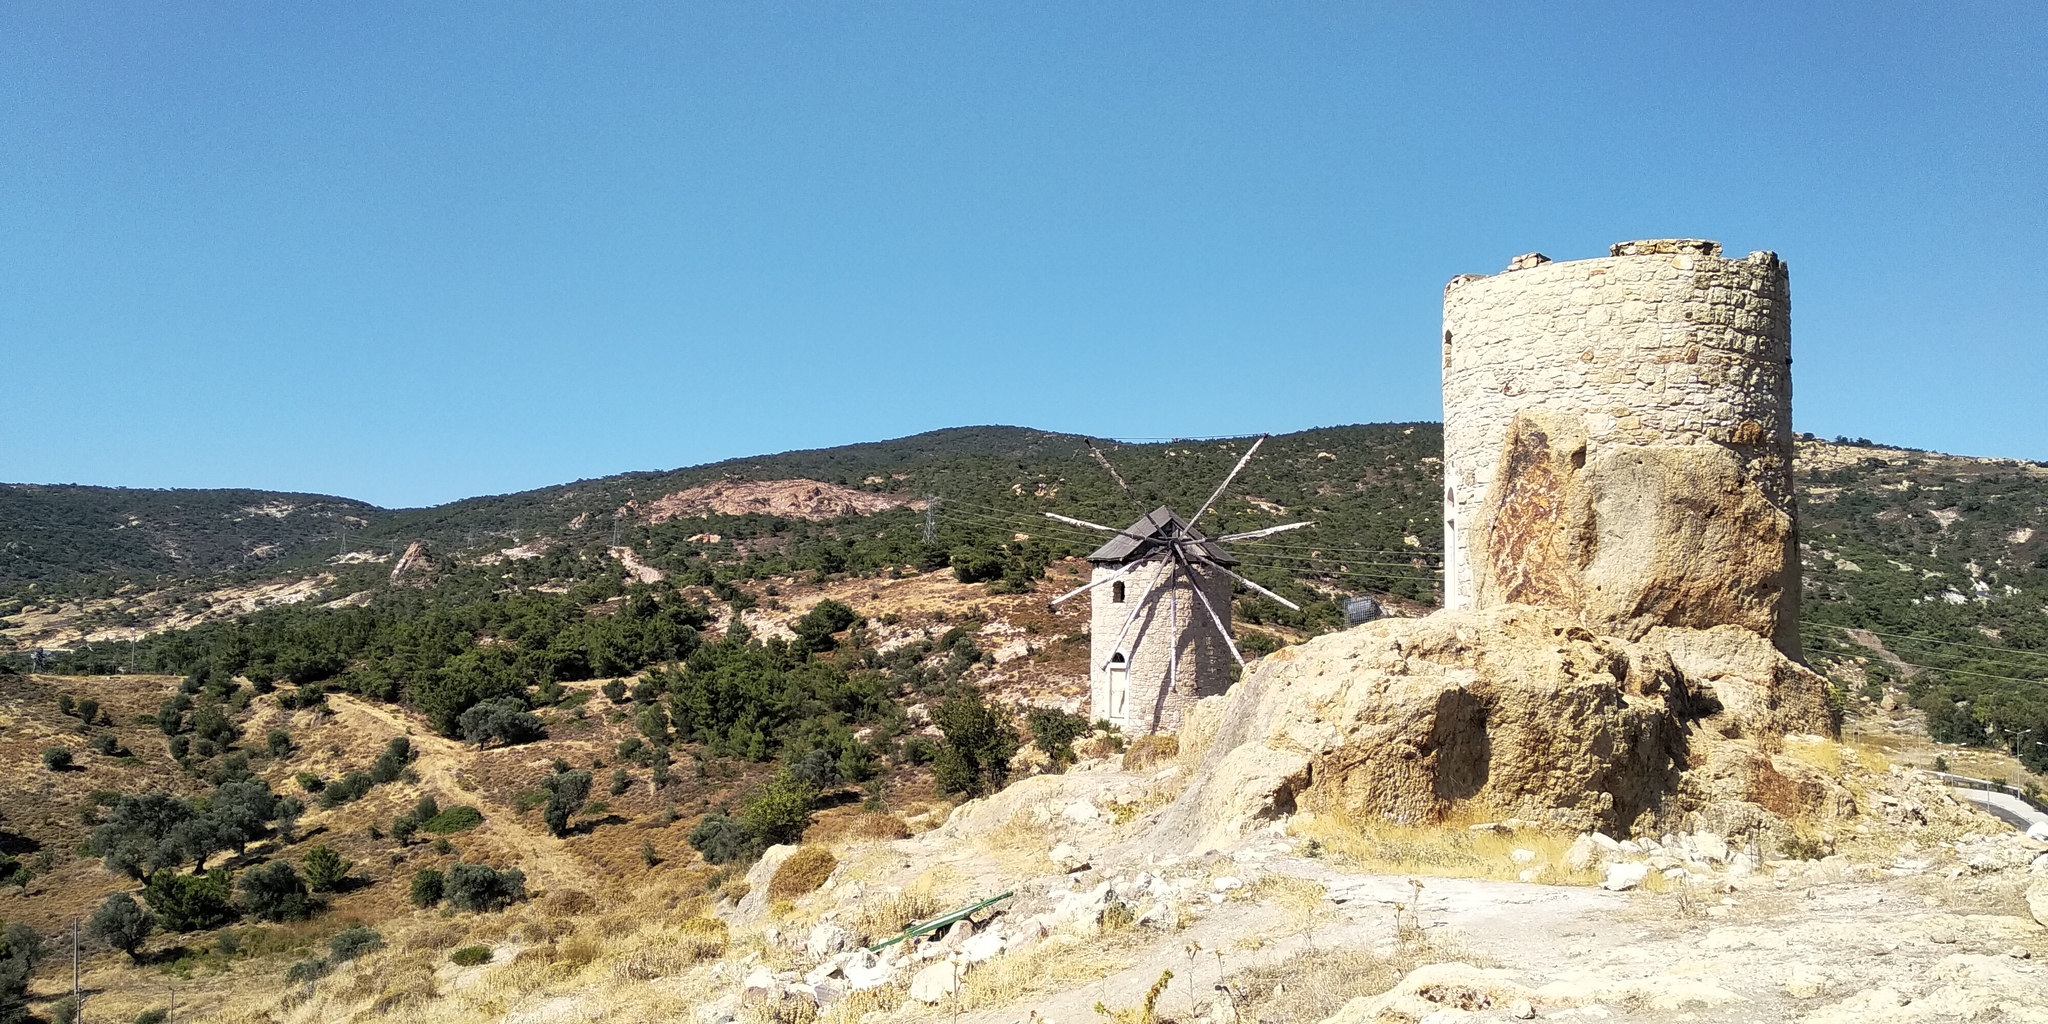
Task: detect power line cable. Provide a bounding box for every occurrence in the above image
[1804,621,2048,663]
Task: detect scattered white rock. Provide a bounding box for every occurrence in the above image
[1601,862,1650,891]
[1591,832,1622,852]
[1509,848,1538,864]
[740,965,780,1004]
[1049,842,1089,872]
[843,954,895,991]
[1565,835,1600,871]
[1213,875,1244,893]
[1063,800,1102,824]
[959,929,1005,964]
[909,961,960,1004]
[805,922,850,959]
[2026,878,2048,927]
[1693,832,1730,864]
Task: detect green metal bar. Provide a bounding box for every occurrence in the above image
[867,891,1015,953]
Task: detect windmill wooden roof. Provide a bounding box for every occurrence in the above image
[1086,506,1238,566]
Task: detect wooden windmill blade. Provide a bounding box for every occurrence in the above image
[1173,546,1246,668]
[1047,560,1140,607]
[1188,434,1267,523]
[1105,556,1175,662]
[1191,554,1302,611]
[1043,511,1121,533]
[1217,521,1316,542]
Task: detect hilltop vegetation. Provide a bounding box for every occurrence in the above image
[6,425,2048,769]
[0,486,381,589]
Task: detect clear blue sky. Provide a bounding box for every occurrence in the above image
[3,4,2042,508]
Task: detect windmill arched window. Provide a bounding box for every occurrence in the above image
[1111,581,1126,603]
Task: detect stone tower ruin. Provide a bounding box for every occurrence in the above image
[1440,239,1799,656]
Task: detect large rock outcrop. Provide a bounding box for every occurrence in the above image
[1151,604,1838,851]
[1472,410,1799,655]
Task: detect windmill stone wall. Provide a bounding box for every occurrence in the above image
[1440,238,1799,655]
[1089,561,1234,735]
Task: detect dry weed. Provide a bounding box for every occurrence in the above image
[957,933,1138,1009]
[848,890,942,945]
[1223,947,1413,1023]
[1295,807,1601,885]
[768,846,838,899]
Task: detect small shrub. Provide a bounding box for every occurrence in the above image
[302,845,351,893]
[87,892,155,961]
[449,945,492,967]
[143,869,237,932]
[421,805,483,834]
[444,862,525,912]
[135,1010,169,1024]
[542,770,592,837]
[766,847,837,900]
[239,861,313,922]
[458,698,544,747]
[391,814,420,845]
[328,925,383,962]
[610,767,632,795]
[409,868,445,908]
[284,957,331,983]
[369,737,412,784]
[88,733,125,756]
[295,771,324,792]
[689,813,751,865]
[601,679,628,704]
[1026,706,1091,769]
[42,747,73,771]
[266,729,294,758]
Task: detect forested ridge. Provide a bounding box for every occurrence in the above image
[5,425,2048,769]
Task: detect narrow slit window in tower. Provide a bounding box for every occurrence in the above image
[1107,652,1129,719]
[1111,581,1126,603]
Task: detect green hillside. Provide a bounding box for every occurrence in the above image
[0,485,384,589]
[7,425,2048,769]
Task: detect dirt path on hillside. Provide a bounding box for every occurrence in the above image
[324,695,590,890]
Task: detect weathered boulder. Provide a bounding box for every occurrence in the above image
[1151,604,1836,850]
[729,845,801,923]
[908,961,960,1004]
[1471,410,1799,655]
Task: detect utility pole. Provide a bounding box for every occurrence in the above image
[72,918,81,1021]
[923,495,937,545]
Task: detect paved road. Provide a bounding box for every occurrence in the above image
[1950,785,2048,832]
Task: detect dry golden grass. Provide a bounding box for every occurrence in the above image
[1222,947,1420,1023]
[977,810,1055,876]
[768,846,838,900]
[1122,734,1179,772]
[956,933,1139,1010]
[806,810,913,843]
[1293,806,1602,886]
[847,889,943,946]
[1239,873,1326,914]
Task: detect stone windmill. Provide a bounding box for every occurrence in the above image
[1044,436,1313,735]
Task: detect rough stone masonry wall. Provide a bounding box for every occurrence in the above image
[1090,560,1235,735]
[1441,239,1799,655]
